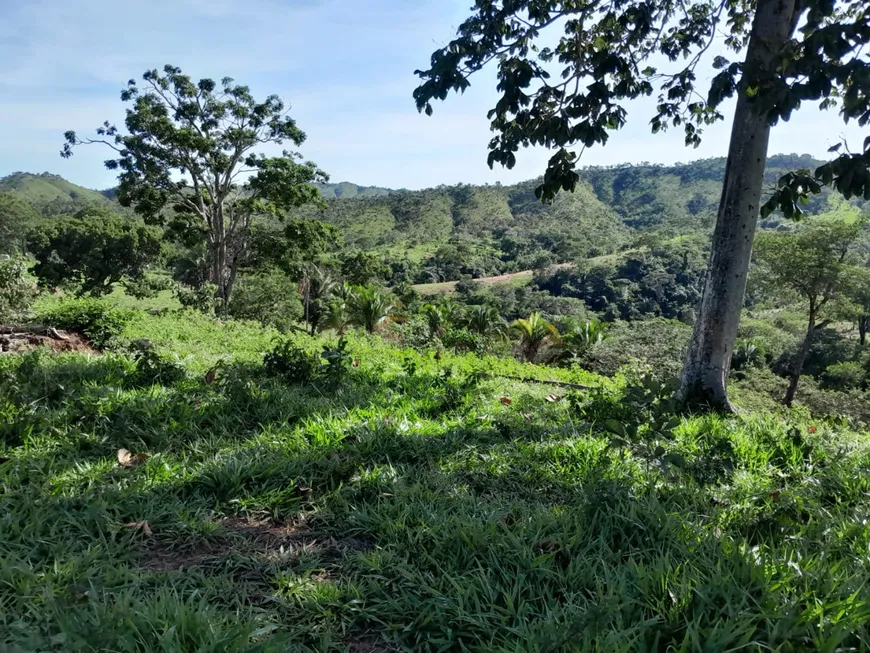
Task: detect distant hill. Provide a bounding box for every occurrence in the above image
[578,154,853,233]
[295,178,630,276]
[316,181,393,199]
[5,154,866,279]
[0,172,116,214]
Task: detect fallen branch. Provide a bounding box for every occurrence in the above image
[479,372,591,390]
[0,324,68,340]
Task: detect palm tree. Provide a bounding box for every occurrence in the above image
[511,312,560,363]
[352,285,394,333]
[556,318,609,362]
[421,303,451,338]
[466,304,507,338]
[324,284,357,335]
[300,264,337,334]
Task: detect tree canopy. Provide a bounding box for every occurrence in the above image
[61,65,328,306]
[27,213,162,297]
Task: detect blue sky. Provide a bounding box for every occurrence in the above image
[0,0,865,191]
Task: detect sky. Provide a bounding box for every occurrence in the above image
[0,0,865,192]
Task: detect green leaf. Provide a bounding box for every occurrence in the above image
[604,419,627,437]
[662,453,686,468]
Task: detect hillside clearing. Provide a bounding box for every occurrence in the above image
[3,309,870,651]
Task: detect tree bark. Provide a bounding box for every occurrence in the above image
[859,315,868,346]
[678,0,802,411]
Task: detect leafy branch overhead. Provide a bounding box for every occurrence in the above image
[414,0,870,203]
[61,65,328,305]
[763,140,870,220]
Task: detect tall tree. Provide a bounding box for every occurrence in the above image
[414,0,870,410]
[61,65,327,307]
[753,220,861,406]
[0,193,40,255]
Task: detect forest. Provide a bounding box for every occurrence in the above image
[3,0,870,649]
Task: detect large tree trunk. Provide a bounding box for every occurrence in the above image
[859,315,868,346]
[678,0,801,411]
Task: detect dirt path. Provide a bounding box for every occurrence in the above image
[412,263,575,295]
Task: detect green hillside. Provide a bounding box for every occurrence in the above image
[579,154,863,233]
[0,172,115,214]
[316,181,393,199]
[297,179,629,279]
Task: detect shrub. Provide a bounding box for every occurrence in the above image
[731,338,766,373]
[263,338,319,383]
[130,342,186,387]
[736,317,799,363]
[511,312,559,363]
[264,336,354,387]
[36,298,132,348]
[227,270,303,330]
[580,318,691,379]
[556,317,609,363]
[351,285,394,333]
[174,282,219,315]
[820,361,865,391]
[0,256,37,322]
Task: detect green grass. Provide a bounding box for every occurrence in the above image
[3,311,870,651]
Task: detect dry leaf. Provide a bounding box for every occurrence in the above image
[500,397,512,406]
[771,491,781,501]
[204,368,217,385]
[523,413,534,422]
[808,425,817,434]
[545,394,563,403]
[352,359,360,368]
[124,520,153,537]
[117,448,150,468]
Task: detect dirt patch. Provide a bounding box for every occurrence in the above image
[0,330,96,354]
[140,515,374,572]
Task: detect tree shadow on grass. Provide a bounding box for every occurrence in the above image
[5,354,870,651]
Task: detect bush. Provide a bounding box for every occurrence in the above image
[174,282,219,315]
[736,317,798,364]
[263,338,319,383]
[580,318,691,379]
[731,338,766,373]
[0,256,37,322]
[227,270,303,330]
[264,336,353,387]
[36,298,132,348]
[820,361,866,391]
[130,342,186,387]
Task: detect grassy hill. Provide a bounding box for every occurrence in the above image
[316,181,394,199]
[4,303,870,650]
[579,154,862,233]
[0,171,115,214]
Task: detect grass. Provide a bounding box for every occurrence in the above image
[3,309,870,651]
